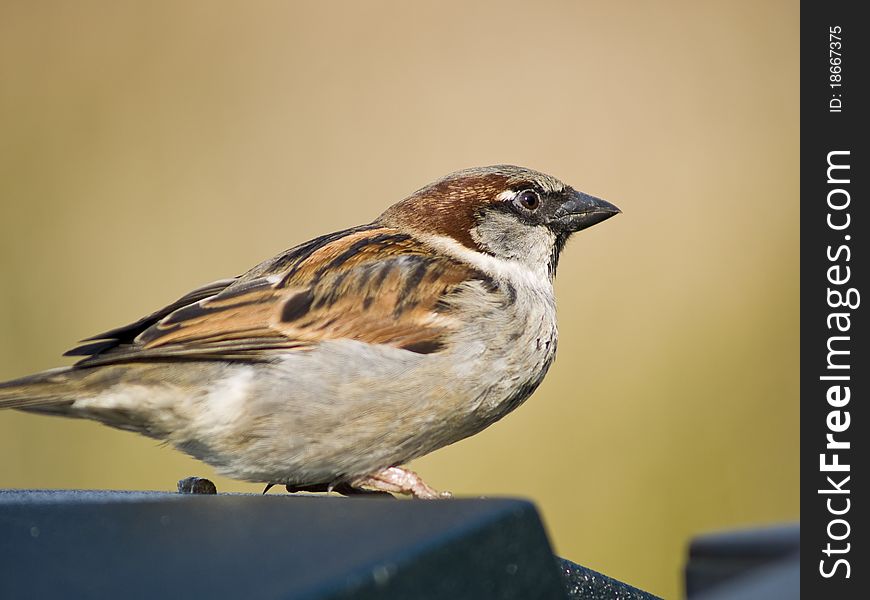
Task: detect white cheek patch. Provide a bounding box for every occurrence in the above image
[470,210,557,275]
[417,232,553,292]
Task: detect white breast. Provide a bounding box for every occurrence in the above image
[420,234,559,426]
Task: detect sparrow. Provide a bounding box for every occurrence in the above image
[0,165,619,498]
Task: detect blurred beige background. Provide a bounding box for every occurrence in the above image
[0,1,798,597]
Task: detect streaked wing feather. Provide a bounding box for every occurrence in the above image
[64,277,238,357]
[71,227,483,366]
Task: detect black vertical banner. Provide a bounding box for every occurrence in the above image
[802,0,867,595]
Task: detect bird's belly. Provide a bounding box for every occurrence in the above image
[188,312,557,484]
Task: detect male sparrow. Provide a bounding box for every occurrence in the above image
[0,165,619,498]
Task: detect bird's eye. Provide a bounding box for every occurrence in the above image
[516,189,540,211]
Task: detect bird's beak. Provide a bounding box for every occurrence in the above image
[553,190,621,233]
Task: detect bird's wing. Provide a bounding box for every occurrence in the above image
[70,225,484,366]
[64,277,239,357]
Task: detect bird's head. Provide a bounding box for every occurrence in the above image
[378,165,620,278]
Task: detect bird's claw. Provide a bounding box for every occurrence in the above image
[352,466,451,500]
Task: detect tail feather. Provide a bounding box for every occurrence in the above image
[0,367,77,411]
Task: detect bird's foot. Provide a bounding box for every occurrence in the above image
[264,481,394,498]
[352,466,452,500]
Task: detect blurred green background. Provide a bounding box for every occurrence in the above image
[0,2,798,597]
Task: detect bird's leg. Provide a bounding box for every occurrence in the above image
[351,466,452,499]
[329,483,396,498]
[276,482,393,497]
